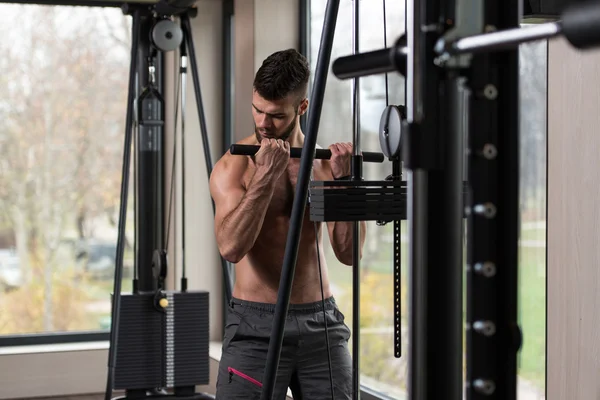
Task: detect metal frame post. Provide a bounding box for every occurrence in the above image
[465,0,521,398]
[350,0,363,398]
[135,13,165,294]
[105,7,141,399]
[260,0,341,399]
[404,0,465,397]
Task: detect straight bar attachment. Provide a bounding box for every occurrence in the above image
[229,144,384,163]
[259,0,341,399]
[435,0,600,61]
[434,22,561,58]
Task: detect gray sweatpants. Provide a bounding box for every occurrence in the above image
[215,296,353,400]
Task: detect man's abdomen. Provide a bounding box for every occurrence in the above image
[233,243,332,304]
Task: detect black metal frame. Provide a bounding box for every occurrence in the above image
[298,0,310,133]
[463,1,521,397]
[222,0,234,156]
[134,11,165,295]
[221,0,235,332]
[263,0,600,398]
[543,37,550,400]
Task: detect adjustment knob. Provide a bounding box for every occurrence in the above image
[159,297,169,309]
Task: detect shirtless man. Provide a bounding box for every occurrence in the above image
[209,49,366,400]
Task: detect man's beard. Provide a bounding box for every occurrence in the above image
[254,115,297,143]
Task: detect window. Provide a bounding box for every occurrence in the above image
[516,38,547,399]
[0,3,133,339]
[309,1,408,397]
[307,1,548,398]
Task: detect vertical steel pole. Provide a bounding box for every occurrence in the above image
[406,0,428,395]
[105,8,141,400]
[260,1,341,399]
[465,0,521,398]
[350,1,362,398]
[405,0,464,398]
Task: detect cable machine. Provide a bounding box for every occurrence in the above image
[103,1,232,399]
[257,0,600,400]
[100,0,600,399]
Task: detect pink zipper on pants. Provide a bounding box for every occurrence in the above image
[228,367,263,387]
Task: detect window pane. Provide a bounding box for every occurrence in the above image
[0,4,133,336]
[309,2,548,398]
[310,1,408,398]
[517,38,547,399]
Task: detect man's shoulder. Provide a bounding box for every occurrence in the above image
[212,136,256,180]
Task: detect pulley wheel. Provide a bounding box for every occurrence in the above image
[378,105,406,159]
[152,19,183,52]
[152,249,168,281]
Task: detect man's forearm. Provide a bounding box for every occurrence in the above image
[329,220,367,266]
[218,167,277,262]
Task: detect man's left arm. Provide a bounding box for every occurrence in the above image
[324,142,367,266]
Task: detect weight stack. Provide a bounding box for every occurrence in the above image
[112,291,210,390]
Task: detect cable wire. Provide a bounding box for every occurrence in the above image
[165,57,181,253]
[383,0,389,107]
[315,219,335,400]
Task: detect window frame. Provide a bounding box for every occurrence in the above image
[0,0,123,7]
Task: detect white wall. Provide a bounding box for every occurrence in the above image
[232,0,300,143]
[547,36,600,400]
[253,0,300,72]
[173,0,224,343]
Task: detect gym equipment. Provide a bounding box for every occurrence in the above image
[259,0,600,399]
[103,3,228,399]
[378,105,405,160]
[229,143,385,162]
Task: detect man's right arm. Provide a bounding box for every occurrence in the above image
[210,159,278,263]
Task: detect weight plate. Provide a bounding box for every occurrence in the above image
[152,19,183,52]
[378,105,406,159]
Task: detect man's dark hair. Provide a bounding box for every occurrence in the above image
[253,49,310,106]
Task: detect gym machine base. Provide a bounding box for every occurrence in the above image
[103,1,229,399]
[258,0,600,400]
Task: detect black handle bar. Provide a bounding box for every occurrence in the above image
[229,144,385,163]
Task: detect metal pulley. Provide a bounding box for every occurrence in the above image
[378,104,406,159]
[152,248,168,282]
[151,18,183,52]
